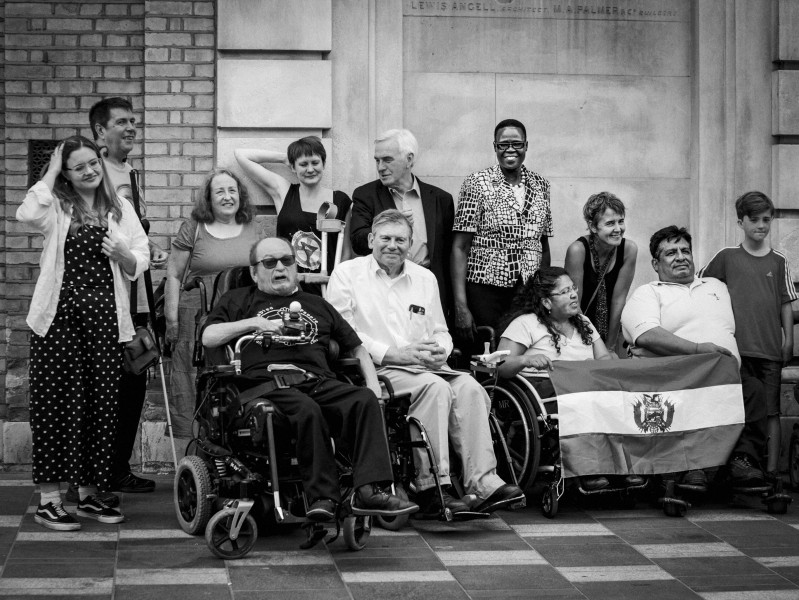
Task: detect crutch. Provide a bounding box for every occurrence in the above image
[130,170,179,470]
[297,202,345,295]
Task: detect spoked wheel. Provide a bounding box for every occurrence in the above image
[485,379,540,491]
[205,508,258,559]
[375,485,410,531]
[541,483,559,519]
[174,455,213,535]
[789,430,799,490]
[343,514,371,551]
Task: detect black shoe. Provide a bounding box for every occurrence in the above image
[621,474,645,487]
[729,454,765,486]
[114,472,155,493]
[679,469,708,491]
[65,485,120,508]
[472,483,525,513]
[352,484,419,517]
[580,476,610,491]
[77,495,125,524]
[34,502,81,531]
[306,498,336,522]
[413,486,470,520]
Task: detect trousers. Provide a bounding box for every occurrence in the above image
[377,367,505,499]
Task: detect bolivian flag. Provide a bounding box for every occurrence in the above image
[549,353,744,478]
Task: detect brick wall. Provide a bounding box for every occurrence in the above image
[1,0,216,464]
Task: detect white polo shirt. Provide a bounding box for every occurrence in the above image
[621,276,740,365]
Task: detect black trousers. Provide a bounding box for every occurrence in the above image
[734,357,771,464]
[249,377,393,503]
[113,313,149,479]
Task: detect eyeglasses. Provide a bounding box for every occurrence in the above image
[494,141,527,152]
[253,255,296,269]
[64,159,102,174]
[550,285,578,297]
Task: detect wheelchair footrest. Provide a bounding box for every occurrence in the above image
[451,511,491,521]
[300,523,330,549]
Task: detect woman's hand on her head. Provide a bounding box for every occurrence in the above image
[48,142,65,175]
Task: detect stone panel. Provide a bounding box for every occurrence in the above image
[404,72,496,178]
[772,145,799,209]
[555,19,690,76]
[217,60,332,128]
[403,17,557,74]
[773,70,799,135]
[216,137,334,208]
[2,422,31,465]
[497,74,691,179]
[776,0,799,61]
[217,0,332,51]
[773,217,799,289]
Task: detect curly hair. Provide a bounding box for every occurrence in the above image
[192,168,254,224]
[498,267,594,355]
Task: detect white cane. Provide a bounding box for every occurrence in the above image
[156,356,179,470]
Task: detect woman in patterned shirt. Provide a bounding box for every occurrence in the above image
[451,119,553,343]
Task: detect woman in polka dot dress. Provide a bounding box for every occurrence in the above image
[16,136,149,531]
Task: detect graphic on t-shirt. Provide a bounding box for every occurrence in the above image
[256,305,319,346]
[291,230,322,271]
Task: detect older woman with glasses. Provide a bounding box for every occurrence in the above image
[164,169,265,440]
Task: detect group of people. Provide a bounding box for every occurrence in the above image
[17,97,795,532]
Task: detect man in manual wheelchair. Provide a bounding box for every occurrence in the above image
[187,236,417,553]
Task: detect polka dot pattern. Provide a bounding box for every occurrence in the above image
[29,225,122,493]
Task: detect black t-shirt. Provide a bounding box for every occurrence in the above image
[204,286,362,379]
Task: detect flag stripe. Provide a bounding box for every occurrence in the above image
[560,424,744,477]
[550,353,740,395]
[557,384,744,436]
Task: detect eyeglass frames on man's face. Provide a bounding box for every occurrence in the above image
[253,255,296,269]
[64,159,102,174]
[494,141,527,152]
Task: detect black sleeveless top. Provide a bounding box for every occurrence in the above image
[276,184,352,277]
[577,236,626,328]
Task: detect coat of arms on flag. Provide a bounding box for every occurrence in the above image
[549,353,745,479]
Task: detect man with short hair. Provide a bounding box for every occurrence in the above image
[350,129,454,311]
[201,237,418,521]
[74,98,168,499]
[328,209,524,518]
[621,225,760,486]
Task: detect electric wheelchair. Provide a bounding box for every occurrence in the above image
[172,268,387,558]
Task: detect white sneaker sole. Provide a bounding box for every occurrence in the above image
[76,509,124,524]
[34,514,81,531]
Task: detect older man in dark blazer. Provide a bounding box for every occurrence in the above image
[350,129,455,312]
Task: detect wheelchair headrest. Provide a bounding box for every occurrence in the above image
[212,266,255,305]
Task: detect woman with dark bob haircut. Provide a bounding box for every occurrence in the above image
[164,168,266,441]
[17,135,149,530]
[235,136,352,295]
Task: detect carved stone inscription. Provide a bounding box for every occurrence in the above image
[404,0,687,21]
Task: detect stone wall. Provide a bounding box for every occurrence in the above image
[0,0,215,469]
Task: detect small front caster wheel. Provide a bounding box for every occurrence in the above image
[205,508,258,559]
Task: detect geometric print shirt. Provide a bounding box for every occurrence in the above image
[454,164,552,288]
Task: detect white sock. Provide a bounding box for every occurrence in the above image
[79,486,97,502]
[40,490,62,507]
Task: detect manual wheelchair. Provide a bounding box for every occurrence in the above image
[469,328,647,519]
[172,270,381,558]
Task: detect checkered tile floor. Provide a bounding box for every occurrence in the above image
[2,474,799,599]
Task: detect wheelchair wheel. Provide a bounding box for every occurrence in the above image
[789,429,799,490]
[205,508,258,560]
[343,514,371,551]
[174,455,212,535]
[375,485,410,531]
[541,483,558,519]
[484,379,540,491]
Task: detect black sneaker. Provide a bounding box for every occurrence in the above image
[66,485,120,508]
[77,495,125,524]
[113,472,155,493]
[352,484,419,517]
[472,483,525,513]
[413,486,470,520]
[34,502,81,531]
[729,453,765,486]
[306,498,336,522]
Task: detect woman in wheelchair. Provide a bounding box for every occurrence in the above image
[494,267,643,491]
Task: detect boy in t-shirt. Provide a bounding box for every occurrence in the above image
[701,191,796,483]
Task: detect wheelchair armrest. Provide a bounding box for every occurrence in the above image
[335,358,360,368]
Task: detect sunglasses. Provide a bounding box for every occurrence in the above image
[252,254,296,269]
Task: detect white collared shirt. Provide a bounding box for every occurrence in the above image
[388,177,429,268]
[326,255,452,364]
[621,276,740,364]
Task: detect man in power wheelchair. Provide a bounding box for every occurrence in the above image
[189,236,418,552]
[327,209,525,519]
